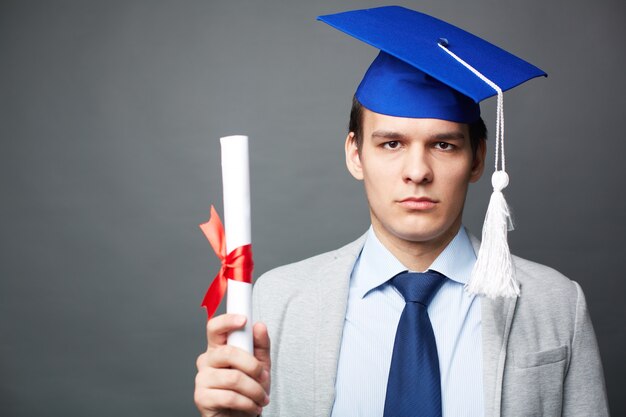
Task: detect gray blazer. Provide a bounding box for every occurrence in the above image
[253,233,609,416]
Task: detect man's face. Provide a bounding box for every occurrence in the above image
[346,108,485,248]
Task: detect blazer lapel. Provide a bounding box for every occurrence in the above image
[481,295,517,417]
[470,233,518,417]
[313,235,366,417]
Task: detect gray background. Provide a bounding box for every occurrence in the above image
[1,0,624,415]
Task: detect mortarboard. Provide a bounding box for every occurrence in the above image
[317,5,546,121]
[318,6,547,298]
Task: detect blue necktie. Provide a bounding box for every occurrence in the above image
[383,271,446,417]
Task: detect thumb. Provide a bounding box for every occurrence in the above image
[253,322,271,369]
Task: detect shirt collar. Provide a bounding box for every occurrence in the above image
[429,226,476,285]
[353,225,476,299]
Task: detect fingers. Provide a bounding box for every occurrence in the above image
[194,345,270,416]
[206,314,246,348]
[207,344,265,380]
[195,316,272,416]
[194,387,263,416]
[196,368,269,408]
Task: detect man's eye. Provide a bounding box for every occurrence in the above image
[435,142,453,150]
[383,141,400,149]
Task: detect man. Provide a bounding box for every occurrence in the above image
[194,6,609,417]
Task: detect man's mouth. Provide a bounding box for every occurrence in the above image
[397,197,438,210]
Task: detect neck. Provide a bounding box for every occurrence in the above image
[371,219,462,272]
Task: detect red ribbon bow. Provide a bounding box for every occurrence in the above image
[199,205,254,319]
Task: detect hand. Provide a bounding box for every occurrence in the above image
[194,314,271,417]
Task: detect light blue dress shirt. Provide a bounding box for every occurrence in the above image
[331,226,484,417]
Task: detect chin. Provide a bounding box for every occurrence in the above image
[389,223,446,243]
[387,216,460,244]
[394,229,445,244]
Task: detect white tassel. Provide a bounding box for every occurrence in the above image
[438,41,520,298]
[466,171,519,298]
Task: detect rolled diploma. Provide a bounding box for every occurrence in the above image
[221,135,253,353]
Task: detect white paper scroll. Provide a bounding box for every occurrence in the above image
[220,135,253,353]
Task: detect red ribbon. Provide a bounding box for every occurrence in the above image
[199,205,254,319]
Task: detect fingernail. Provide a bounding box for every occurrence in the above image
[261,369,269,382]
[236,315,246,325]
[256,406,263,415]
[264,394,270,405]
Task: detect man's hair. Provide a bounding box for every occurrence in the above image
[348,95,487,157]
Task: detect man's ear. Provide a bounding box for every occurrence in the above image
[470,138,486,183]
[345,132,364,180]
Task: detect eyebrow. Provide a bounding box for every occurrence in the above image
[370,130,466,141]
[430,131,466,141]
[370,130,409,140]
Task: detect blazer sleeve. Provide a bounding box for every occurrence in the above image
[562,282,610,416]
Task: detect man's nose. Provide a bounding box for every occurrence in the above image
[402,147,433,184]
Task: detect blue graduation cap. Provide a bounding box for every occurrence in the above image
[317,5,546,122]
[318,6,547,299]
